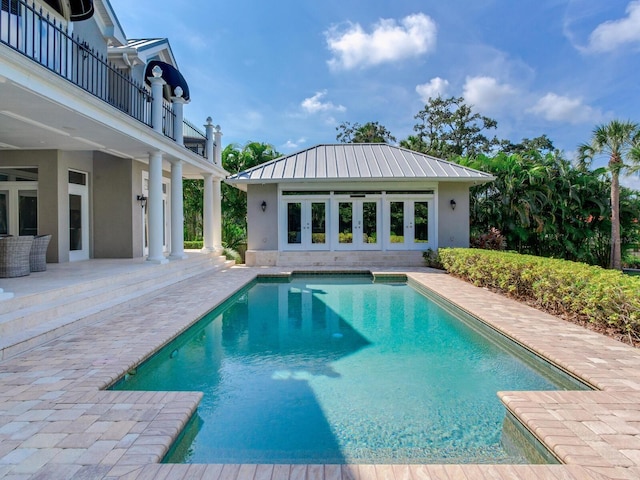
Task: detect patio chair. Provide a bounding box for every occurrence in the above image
[30,234,52,272]
[0,236,34,278]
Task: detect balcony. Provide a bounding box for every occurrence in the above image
[0,0,207,156]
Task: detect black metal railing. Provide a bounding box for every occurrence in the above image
[183,118,207,157]
[0,0,165,133]
[162,100,175,140]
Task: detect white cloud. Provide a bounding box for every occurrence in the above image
[586,1,640,53]
[282,138,306,150]
[416,77,449,102]
[300,91,346,114]
[325,13,437,70]
[462,76,517,112]
[528,93,602,124]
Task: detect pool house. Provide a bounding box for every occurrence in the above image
[226,143,494,266]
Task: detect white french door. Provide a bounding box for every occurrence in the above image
[283,199,327,250]
[385,198,433,250]
[334,198,380,250]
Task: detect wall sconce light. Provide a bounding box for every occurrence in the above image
[261,201,267,212]
[137,194,148,209]
[450,199,456,210]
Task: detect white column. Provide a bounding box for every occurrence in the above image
[214,125,223,165]
[147,151,168,264]
[205,117,215,164]
[169,160,187,260]
[148,66,165,134]
[172,86,186,146]
[213,177,222,253]
[202,173,214,253]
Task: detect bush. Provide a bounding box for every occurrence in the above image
[184,240,203,249]
[422,248,443,269]
[438,248,640,342]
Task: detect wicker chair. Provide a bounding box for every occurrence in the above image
[0,236,34,278]
[30,234,52,272]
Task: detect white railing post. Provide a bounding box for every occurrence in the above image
[171,86,186,146]
[148,65,165,134]
[205,117,214,163]
[214,125,223,165]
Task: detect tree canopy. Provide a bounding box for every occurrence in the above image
[336,121,396,144]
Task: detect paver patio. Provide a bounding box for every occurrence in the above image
[1,265,639,479]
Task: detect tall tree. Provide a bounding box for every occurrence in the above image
[577,120,640,269]
[410,96,499,159]
[336,121,396,144]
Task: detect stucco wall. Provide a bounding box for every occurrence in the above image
[0,150,63,262]
[93,152,135,258]
[437,183,471,248]
[71,16,108,58]
[246,184,278,250]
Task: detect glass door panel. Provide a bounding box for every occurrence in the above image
[18,190,38,236]
[389,201,404,244]
[310,202,326,245]
[69,178,89,261]
[0,192,8,235]
[287,202,302,244]
[338,202,353,244]
[362,201,377,245]
[69,194,82,251]
[414,201,429,243]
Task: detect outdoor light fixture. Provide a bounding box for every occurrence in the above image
[137,194,148,209]
[450,199,456,210]
[261,201,267,212]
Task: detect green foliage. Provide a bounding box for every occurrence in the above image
[623,255,640,269]
[458,152,617,266]
[184,240,203,249]
[183,179,204,241]
[439,248,640,342]
[222,247,242,263]
[422,248,442,269]
[221,141,280,248]
[409,96,500,159]
[336,121,396,144]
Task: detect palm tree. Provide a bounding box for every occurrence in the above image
[578,120,640,269]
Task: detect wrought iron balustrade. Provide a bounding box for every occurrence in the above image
[183,118,207,157]
[0,0,180,140]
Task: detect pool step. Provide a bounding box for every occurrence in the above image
[274,250,425,267]
[0,254,234,360]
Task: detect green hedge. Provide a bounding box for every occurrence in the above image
[184,241,203,249]
[438,248,640,339]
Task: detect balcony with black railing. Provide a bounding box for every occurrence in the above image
[0,0,209,157]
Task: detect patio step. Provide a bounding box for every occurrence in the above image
[0,254,234,360]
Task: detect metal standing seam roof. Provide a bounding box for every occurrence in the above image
[226,144,494,184]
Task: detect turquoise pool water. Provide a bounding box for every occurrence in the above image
[113,274,586,464]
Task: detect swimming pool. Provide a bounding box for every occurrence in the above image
[112,273,587,464]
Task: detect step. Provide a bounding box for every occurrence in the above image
[0,255,234,360]
[276,251,424,267]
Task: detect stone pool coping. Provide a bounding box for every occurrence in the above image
[0,265,639,479]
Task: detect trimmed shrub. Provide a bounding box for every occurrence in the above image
[184,241,203,249]
[438,248,640,341]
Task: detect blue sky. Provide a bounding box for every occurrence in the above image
[110,0,640,187]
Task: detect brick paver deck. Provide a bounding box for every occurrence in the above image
[1,266,639,479]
